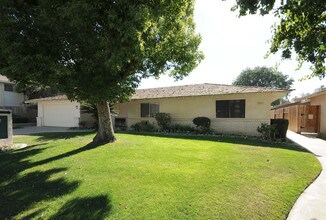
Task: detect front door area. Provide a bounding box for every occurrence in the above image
[299,105,320,133]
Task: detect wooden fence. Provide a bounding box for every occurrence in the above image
[271,104,320,133]
[1,105,37,122]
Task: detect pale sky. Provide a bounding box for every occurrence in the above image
[139,0,326,99]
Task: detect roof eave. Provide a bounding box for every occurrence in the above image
[131,90,291,101]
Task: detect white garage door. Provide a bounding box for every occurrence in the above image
[43,103,76,127]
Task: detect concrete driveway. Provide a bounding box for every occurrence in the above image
[14,126,93,135]
[287,131,326,220]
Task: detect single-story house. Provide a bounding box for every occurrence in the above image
[27,84,288,135]
[271,87,326,135]
[25,95,88,128]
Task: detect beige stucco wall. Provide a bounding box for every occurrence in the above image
[117,92,284,136]
[37,100,80,127]
[309,93,326,135]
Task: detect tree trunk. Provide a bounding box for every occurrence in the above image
[93,101,116,144]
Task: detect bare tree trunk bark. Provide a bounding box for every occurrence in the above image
[93,101,116,144]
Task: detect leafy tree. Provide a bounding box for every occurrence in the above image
[233,0,326,78]
[0,1,203,144]
[233,66,294,106]
[16,85,61,100]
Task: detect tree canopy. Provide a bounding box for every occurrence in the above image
[233,66,293,105]
[233,0,326,78]
[233,66,294,88]
[0,0,203,143]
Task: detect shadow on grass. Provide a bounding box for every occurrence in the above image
[120,131,308,153]
[49,195,111,220]
[28,131,94,142]
[0,138,110,219]
[0,146,45,179]
[0,168,79,219]
[30,142,100,168]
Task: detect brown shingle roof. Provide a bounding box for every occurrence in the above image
[25,83,290,103]
[132,83,289,100]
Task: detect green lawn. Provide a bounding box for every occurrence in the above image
[0,132,321,219]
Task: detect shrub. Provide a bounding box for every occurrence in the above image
[195,127,214,135]
[131,121,155,132]
[193,117,210,129]
[154,113,172,130]
[257,123,277,140]
[167,124,195,133]
[271,119,289,140]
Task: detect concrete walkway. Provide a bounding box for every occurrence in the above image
[14,126,93,135]
[287,131,326,220]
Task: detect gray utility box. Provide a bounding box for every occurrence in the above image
[0,110,13,147]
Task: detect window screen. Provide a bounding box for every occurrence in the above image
[150,104,159,117]
[216,100,245,118]
[141,103,159,117]
[141,103,150,117]
[4,84,14,92]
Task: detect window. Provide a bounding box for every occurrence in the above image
[141,103,159,117]
[4,84,14,92]
[216,99,245,118]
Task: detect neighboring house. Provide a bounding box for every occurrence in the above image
[26,95,86,128]
[28,84,288,135]
[0,75,25,107]
[271,87,326,135]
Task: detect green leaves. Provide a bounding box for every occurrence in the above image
[0,0,203,103]
[233,66,294,89]
[233,0,325,78]
[233,66,293,105]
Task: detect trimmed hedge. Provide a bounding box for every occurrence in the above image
[271,119,289,140]
[193,117,210,128]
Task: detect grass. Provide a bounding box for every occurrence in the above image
[0,132,321,219]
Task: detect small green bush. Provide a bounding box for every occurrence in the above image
[193,117,211,129]
[257,123,277,140]
[154,113,172,130]
[131,121,155,132]
[195,127,214,135]
[271,119,289,140]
